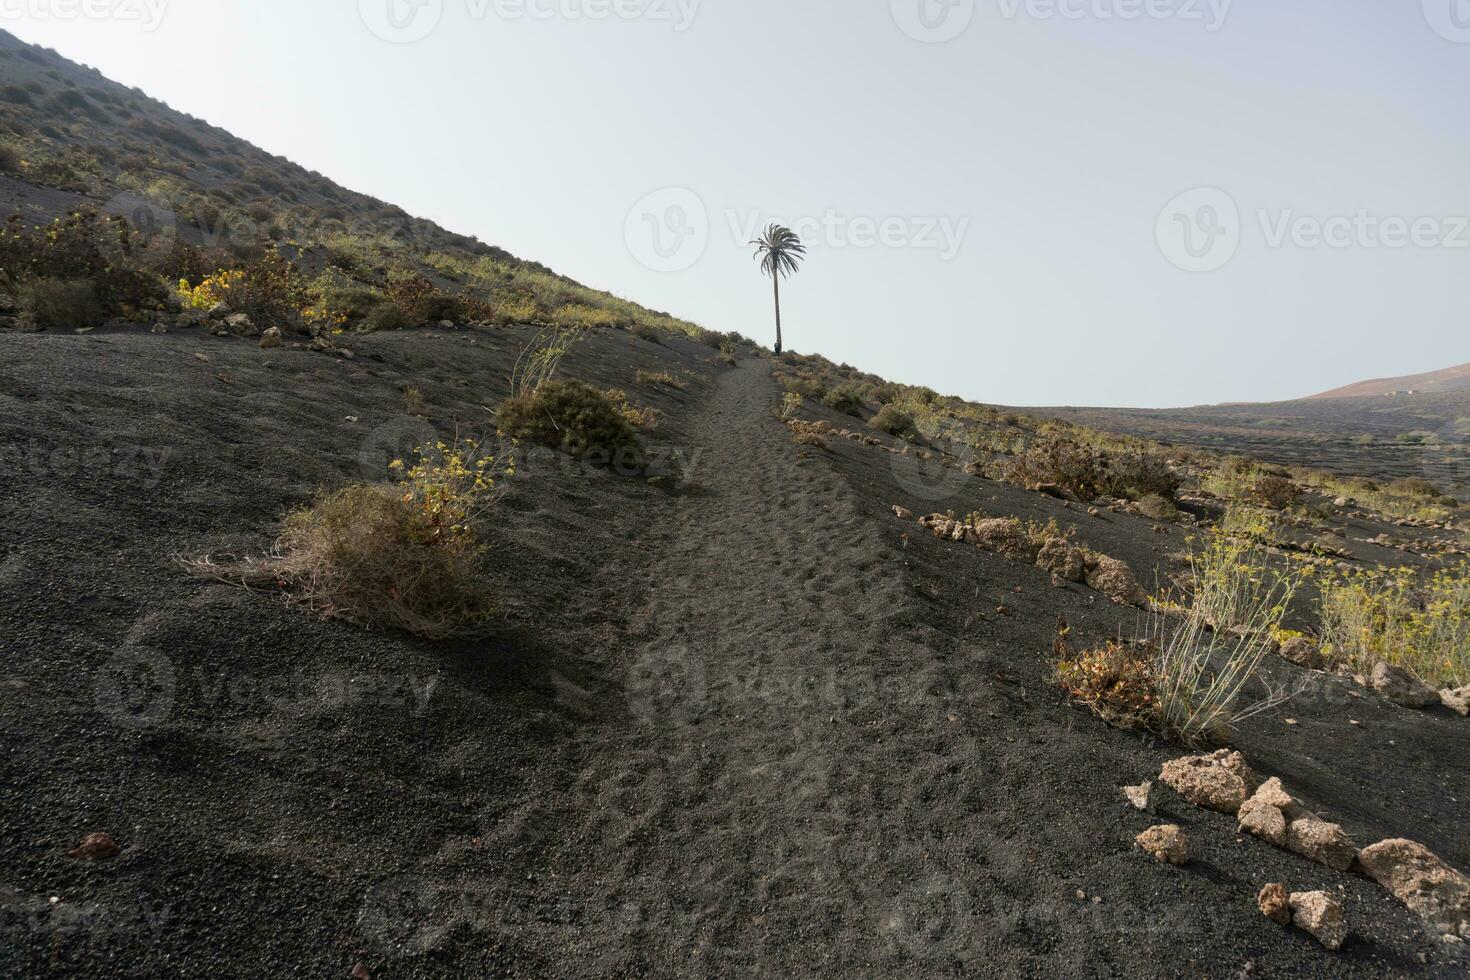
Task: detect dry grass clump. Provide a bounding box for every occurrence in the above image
[635,369,684,390]
[403,385,426,416]
[778,391,803,421]
[1004,438,1181,502]
[787,419,829,449]
[1250,474,1302,510]
[186,437,507,639]
[1056,640,1160,731]
[1319,563,1470,688]
[1058,508,1303,744]
[603,388,663,430]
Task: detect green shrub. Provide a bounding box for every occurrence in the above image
[1108,450,1183,499]
[19,277,103,330]
[823,386,864,417]
[361,302,411,333]
[870,404,915,437]
[630,322,664,345]
[0,209,167,315]
[1251,475,1301,510]
[1005,439,1108,498]
[497,380,642,466]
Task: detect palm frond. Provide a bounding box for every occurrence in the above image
[749,223,806,280]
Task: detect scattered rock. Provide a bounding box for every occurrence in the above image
[150,322,168,334]
[1083,554,1149,608]
[69,832,120,861]
[1279,636,1326,670]
[1122,781,1152,811]
[1136,824,1188,865]
[1248,776,1314,821]
[1289,891,1348,950]
[1440,686,1470,717]
[1286,819,1358,872]
[1357,839,1470,939]
[892,505,913,521]
[966,518,1042,563]
[207,301,232,321]
[259,326,283,350]
[1037,537,1088,585]
[223,313,258,337]
[351,963,372,980]
[1370,662,1441,708]
[1258,883,1292,926]
[1238,798,1289,846]
[1159,750,1257,814]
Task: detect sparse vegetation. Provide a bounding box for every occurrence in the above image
[604,388,663,430]
[404,386,426,417]
[870,404,916,437]
[1251,474,1303,510]
[497,380,642,466]
[17,277,102,330]
[187,437,507,639]
[823,386,864,418]
[636,369,683,390]
[1059,508,1302,743]
[1319,563,1470,688]
[779,391,803,421]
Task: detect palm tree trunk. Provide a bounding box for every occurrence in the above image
[773,274,783,355]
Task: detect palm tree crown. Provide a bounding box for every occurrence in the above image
[749,224,805,354]
[750,223,806,279]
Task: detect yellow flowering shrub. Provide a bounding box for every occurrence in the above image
[1319,563,1470,688]
[178,269,245,310]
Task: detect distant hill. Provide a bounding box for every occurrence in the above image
[1307,362,1470,399]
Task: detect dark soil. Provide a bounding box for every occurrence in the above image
[2,324,1468,978]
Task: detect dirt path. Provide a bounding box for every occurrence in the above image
[501,360,966,975]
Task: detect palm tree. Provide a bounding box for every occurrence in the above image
[749,223,805,355]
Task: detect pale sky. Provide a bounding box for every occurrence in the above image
[6,1,1468,407]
